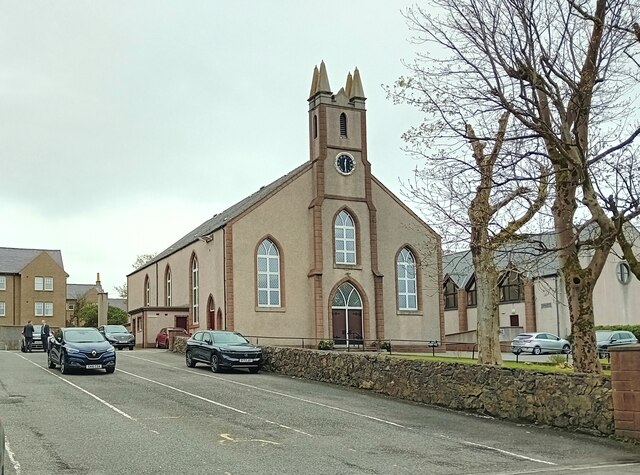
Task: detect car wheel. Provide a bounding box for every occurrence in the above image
[249,366,259,374]
[60,353,68,374]
[562,344,571,354]
[210,353,220,373]
[20,343,25,353]
[105,367,115,374]
[117,347,122,351]
[48,352,56,369]
[532,346,542,355]
[155,340,160,348]
[129,346,134,351]
[186,350,196,368]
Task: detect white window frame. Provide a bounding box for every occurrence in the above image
[0,276,6,291]
[335,210,356,265]
[192,257,199,323]
[35,276,44,291]
[35,301,44,316]
[145,276,150,306]
[44,302,53,316]
[44,276,53,291]
[0,301,5,316]
[166,268,172,306]
[257,239,281,307]
[397,248,418,311]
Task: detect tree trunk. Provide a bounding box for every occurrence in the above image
[475,254,502,365]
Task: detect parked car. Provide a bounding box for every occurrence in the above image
[185,330,262,373]
[596,330,638,358]
[20,324,44,352]
[98,324,135,350]
[511,332,571,355]
[48,327,116,374]
[155,327,189,349]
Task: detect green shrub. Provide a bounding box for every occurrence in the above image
[317,340,334,350]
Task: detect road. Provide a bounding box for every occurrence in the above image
[1,349,639,475]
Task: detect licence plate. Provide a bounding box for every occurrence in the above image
[239,359,253,363]
[86,364,103,369]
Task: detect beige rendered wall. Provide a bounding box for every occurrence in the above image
[592,250,640,327]
[20,253,67,328]
[231,171,314,338]
[372,181,441,342]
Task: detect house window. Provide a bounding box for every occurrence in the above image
[444,279,458,309]
[35,302,44,316]
[397,248,417,310]
[144,275,150,306]
[257,239,281,307]
[335,210,356,264]
[0,301,5,316]
[0,276,6,291]
[67,303,75,311]
[617,262,631,285]
[192,256,199,323]
[35,276,53,291]
[467,278,477,307]
[44,277,53,291]
[44,302,53,316]
[166,267,172,306]
[35,277,43,291]
[339,112,347,137]
[500,271,523,302]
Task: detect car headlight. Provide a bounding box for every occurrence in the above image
[105,346,115,353]
[66,347,80,354]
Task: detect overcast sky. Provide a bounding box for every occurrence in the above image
[2,1,426,294]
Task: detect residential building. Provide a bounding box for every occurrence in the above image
[0,247,68,328]
[127,63,444,348]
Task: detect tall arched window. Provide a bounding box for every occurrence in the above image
[339,112,347,137]
[144,275,150,306]
[257,239,280,307]
[191,256,199,323]
[313,114,318,139]
[335,210,356,264]
[165,266,172,306]
[499,271,523,302]
[397,248,417,310]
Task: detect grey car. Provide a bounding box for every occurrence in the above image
[511,332,571,355]
[596,330,638,358]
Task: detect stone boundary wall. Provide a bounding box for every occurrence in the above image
[172,337,613,436]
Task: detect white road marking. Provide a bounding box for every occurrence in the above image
[16,354,135,420]
[116,368,313,437]
[122,353,408,428]
[492,461,640,474]
[438,435,556,465]
[5,436,22,475]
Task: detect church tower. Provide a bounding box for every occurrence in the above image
[307,62,384,341]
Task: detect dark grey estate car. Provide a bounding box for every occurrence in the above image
[596,330,638,358]
[185,330,262,373]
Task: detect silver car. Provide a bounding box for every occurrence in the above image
[596,330,638,358]
[511,332,571,355]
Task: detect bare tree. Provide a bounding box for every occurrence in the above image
[394,0,640,373]
[113,253,157,299]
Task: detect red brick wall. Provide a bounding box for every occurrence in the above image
[611,345,640,440]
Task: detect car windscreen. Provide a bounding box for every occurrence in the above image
[64,329,105,343]
[104,325,128,333]
[212,333,248,344]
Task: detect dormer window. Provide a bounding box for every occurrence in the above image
[339,113,347,137]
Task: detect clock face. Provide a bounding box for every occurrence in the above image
[335,153,355,175]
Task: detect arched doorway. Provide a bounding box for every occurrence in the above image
[331,282,363,345]
[207,295,215,330]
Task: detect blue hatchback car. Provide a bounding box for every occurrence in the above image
[48,327,116,374]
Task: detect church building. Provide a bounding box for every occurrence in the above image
[127,63,444,348]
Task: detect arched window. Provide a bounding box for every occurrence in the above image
[191,256,199,323]
[257,239,280,307]
[499,271,523,302]
[397,248,417,310]
[335,210,356,264]
[144,275,150,306]
[339,112,347,137]
[165,266,172,306]
[313,114,318,139]
[444,278,458,309]
[332,282,363,344]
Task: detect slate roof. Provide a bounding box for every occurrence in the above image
[134,162,312,274]
[108,298,127,311]
[443,233,561,288]
[66,283,102,299]
[0,247,64,273]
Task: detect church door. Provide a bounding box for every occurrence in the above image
[331,282,363,345]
